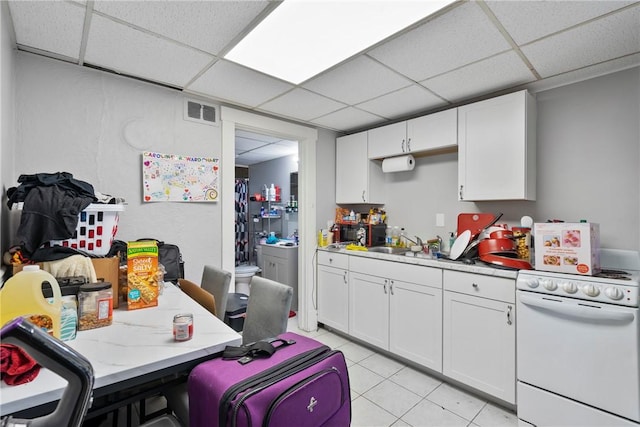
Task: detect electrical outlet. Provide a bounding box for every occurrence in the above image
[436,213,445,227]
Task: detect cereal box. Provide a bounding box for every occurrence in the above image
[534,223,601,275]
[127,240,159,310]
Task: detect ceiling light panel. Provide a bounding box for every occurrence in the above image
[259,89,346,121]
[303,55,413,105]
[8,1,85,60]
[85,14,214,87]
[225,0,454,84]
[520,6,640,78]
[93,0,270,55]
[368,1,511,82]
[421,51,535,102]
[188,60,293,108]
[357,84,447,119]
[486,0,636,46]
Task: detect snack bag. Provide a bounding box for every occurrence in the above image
[127,240,159,310]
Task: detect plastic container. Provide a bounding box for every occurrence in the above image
[14,203,125,255]
[385,226,393,247]
[400,228,408,248]
[391,226,400,247]
[0,265,62,338]
[78,282,113,330]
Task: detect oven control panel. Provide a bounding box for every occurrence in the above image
[517,272,639,307]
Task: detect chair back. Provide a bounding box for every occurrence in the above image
[242,276,292,345]
[178,279,216,317]
[201,265,232,321]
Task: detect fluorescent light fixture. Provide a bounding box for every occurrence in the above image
[225,0,454,84]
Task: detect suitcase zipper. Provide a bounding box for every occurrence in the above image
[219,346,331,426]
[231,351,340,427]
[262,366,345,427]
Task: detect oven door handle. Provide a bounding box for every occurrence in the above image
[519,294,635,323]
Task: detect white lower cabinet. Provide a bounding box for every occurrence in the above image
[349,257,443,372]
[442,270,516,404]
[317,252,349,333]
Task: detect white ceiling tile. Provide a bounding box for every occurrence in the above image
[85,14,213,87]
[357,84,448,119]
[486,0,636,46]
[311,107,385,132]
[235,151,274,165]
[236,129,283,144]
[188,60,293,108]
[235,137,267,153]
[422,51,535,102]
[521,6,640,78]
[302,56,413,105]
[257,144,297,157]
[259,89,346,122]
[8,1,85,60]
[275,140,298,149]
[368,2,511,81]
[93,1,269,55]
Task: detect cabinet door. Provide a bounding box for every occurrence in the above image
[349,272,389,350]
[407,108,457,153]
[317,265,349,333]
[443,291,516,404]
[336,132,384,204]
[457,90,536,201]
[262,255,282,282]
[389,280,442,372]
[367,121,407,159]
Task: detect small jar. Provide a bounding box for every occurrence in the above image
[78,282,113,331]
[173,313,193,341]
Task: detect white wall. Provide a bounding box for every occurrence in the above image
[316,128,338,231]
[381,67,640,251]
[12,52,223,281]
[1,2,17,280]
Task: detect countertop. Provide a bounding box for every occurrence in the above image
[318,247,519,279]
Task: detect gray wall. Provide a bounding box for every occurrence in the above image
[381,67,640,251]
[1,2,16,279]
[10,52,224,281]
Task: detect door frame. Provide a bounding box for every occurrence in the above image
[221,107,318,332]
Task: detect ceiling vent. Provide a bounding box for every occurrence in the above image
[184,99,218,126]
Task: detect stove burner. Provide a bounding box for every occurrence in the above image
[597,269,631,280]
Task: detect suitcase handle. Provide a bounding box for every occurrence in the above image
[222,338,296,364]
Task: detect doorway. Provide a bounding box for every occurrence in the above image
[221,108,318,332]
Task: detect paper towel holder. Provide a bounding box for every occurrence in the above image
[381,154,415,173]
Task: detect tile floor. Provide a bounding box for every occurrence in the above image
[286,318,519,427]
[93,316,519,426]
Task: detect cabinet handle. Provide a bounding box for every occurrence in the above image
[459,185,464,200]
[383,279,388,294]
[390,280,394,295]
[407,138,411,152]
[361,190,366,202]
[507,305,513,325]
[472,283,479,289]
[401,139,405,152]
[343,272,347,284]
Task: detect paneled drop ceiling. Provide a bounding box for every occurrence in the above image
[6,0,640,164]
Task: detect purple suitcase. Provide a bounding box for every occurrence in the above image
[188,332,351,427]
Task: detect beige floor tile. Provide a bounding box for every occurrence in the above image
[339,340,375,363]
[389,366,443,397]
[359,353,405,378]
[351,395,399,427]
[363,379,422,418]
[401,399,469,427]
[348,363,386,395]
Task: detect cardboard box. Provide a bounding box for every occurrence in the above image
[12,256,120,308]
[126,241,159,310]
[534,222,601,275]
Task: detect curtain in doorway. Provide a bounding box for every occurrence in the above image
[235,179,249,265]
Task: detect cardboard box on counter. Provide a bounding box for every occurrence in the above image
[534,222,601,275]
[13,256,121,308]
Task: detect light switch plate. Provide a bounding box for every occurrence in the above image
[436,213,445,227]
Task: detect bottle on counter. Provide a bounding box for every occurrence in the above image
[400,228,408,248]
[385,226,393,247]
[391,226,400,247]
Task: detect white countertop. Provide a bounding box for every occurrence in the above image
[0,283,241,415]
[318,247,519,279]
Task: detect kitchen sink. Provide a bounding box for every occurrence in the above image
[367,246,410,255]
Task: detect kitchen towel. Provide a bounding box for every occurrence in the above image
[382,154,415,173]
[0,343,41,385]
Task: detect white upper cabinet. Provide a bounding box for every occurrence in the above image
[368,108,458,159]
[336,131,384,204]
[457,90,536,201]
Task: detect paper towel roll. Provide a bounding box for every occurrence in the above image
[382,154,415,173]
